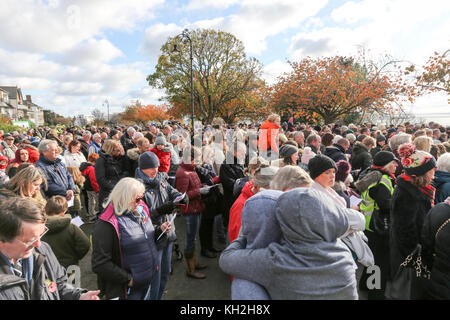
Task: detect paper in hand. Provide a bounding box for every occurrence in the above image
[350,195,362,207]
[71,216,84,227]
[157,214,176,241]
[173,192,186,204]
[67,197,74,208]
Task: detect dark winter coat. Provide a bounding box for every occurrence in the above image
[390,176,433,277]
[78,139,90,159]
[41,214,90,268]
[95,151,127,210]
[196,163,223,219]
[0,242,86,300]
[35,155,76,198]
[351,142,373,172]
[219,155,245,221]
[324,144,348,163]
[92,201,156,300]
[433,170,450,204]
[120,132,136,152]
[125,147,141,178]
[421,199,450,299]
[175,163,205,215]
[135,169,183,250]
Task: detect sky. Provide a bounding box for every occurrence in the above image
[0,0,449,120]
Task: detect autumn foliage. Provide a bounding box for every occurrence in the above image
[269,55,417,124]
[120,103,170,125]
[406,49,449,97]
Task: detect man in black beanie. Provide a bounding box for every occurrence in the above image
[370,134,386,159]
[135,151,187,300]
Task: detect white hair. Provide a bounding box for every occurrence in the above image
[38,139,57,153]
[389,133,412,152]
[437,153,450,173]
[270,165,313,191]
[132,132,144,140]
[346,133,356,143]
[333,135,343,144]
[127,127,136,133]
[103,178,145,215]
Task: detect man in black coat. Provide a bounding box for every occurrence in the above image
[120,127,137,152]
[324,138,350,163]
[219,141,246,230]
[0,198,99,300]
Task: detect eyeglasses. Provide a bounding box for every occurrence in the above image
[135,196,144,204]
[16,226,49,249]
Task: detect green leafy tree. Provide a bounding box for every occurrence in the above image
[147,28,263,124]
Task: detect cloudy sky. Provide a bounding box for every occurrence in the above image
[0,0,449,119]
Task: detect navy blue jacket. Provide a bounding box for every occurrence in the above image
[35,155,76,198]
[324,144,348,163]
[433,170,450,204]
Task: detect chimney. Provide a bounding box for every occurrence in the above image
[26,95,32,103]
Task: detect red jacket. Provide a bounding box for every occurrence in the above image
[150,147,171,173]
[258,120,280,153]
[228,181,255,243]
[81,163,100,193]
[175,163,205,215]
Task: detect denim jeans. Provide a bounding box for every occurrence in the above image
[149,242,173,300]
[184,213,201,253]
[127,284,151,300]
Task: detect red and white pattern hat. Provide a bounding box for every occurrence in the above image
[397,143,436,177]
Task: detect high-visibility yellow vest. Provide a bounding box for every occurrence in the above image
[359,174,394,231]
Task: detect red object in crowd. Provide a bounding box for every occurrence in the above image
[258,120,280,153]
[149,147,171,173]
[81,165,100,193]
[228,180,255,243]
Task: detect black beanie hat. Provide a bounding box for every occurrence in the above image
[279,144,298,158]
[308,154,338,180]
[139,151,160,170]
[373,151,397,167]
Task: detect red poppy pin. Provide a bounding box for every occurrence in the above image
[46,279,57,294]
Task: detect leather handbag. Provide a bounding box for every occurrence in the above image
[388,244,431,300]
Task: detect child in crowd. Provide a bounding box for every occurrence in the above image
[41,195,91,269]
[67,166,85,218]
[80,153,100,223]
[0,155,9,185]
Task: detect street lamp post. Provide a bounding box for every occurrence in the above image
[172,29,195,144]
[103,99,109,123]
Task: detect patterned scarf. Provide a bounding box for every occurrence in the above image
[399,173,435,207]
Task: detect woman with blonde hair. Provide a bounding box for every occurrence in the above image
[92,178,171,300]
[413,135,433,153]
[95,139,127,211]
[66,166,85,218]
[0,166,48,208]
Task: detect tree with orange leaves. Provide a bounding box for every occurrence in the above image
[270,53,417,124]
[120,101,169,125]
[405,49,449,96]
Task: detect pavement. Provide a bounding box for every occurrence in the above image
[78,214,367,300]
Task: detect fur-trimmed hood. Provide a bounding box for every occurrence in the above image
[126,147,141,161]
[355,170,382,193]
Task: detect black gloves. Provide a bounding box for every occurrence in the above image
[155,201,175,215]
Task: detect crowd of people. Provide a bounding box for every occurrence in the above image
[0,114,449,300]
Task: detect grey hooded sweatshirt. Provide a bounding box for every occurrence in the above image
[231,189,283,300]
[220,188,358,300]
